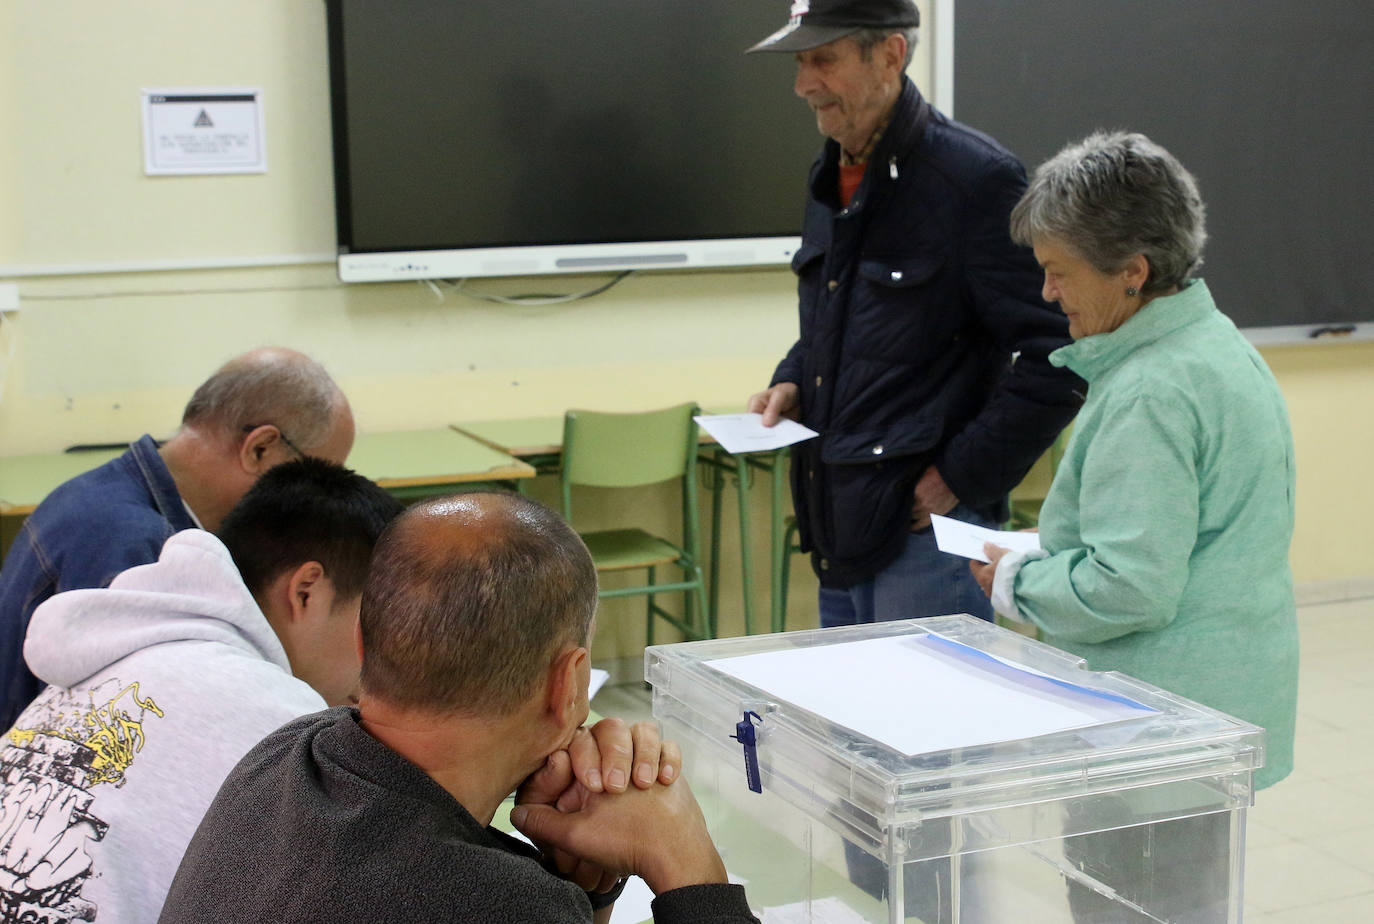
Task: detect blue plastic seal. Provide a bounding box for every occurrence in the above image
[730,710,763,794]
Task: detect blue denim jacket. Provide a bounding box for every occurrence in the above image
[0,435,196,729]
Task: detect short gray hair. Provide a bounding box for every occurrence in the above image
[1010,131,1207,294]
[181,347,345,451]
[359,492,598,716]
[852,27,919,70]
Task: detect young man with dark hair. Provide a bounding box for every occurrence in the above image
[160,492,758,924]
[215,458,398,706]
[0,459,401,924]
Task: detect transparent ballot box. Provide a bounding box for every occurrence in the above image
[646,616,1263,923]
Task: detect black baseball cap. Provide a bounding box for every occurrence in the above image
[747,0,921,54]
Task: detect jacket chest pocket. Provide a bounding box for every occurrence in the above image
[848,253,951,358]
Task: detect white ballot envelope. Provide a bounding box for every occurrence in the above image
[930,513,1042,563]
[693,413,818,454]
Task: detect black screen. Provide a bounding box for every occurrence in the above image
[954,0,1374,330]
[327,0,824,256]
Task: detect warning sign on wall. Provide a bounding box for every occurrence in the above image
[142,87,266,175]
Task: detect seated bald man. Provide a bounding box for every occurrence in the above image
[159,492,758,924]
[0,346,355,729]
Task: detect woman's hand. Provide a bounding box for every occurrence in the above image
[969,542,1010,597]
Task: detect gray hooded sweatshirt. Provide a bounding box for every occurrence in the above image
[0,529,326,924]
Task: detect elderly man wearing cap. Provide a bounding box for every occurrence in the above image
[747,1,1082,633]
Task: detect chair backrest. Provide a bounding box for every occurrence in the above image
[561,403,699,489]
[560,403,700,531]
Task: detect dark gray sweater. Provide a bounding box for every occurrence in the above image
[158,707,757,923]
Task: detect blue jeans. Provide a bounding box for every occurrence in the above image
[819,503,996,627]
[821,508,997,921]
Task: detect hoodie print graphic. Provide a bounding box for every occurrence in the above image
[0,677,164,921]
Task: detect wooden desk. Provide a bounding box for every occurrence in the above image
[349,429,535,499]
[452,416,792,637]
[0,448,125,516]
[450,417,563,459]
[0,431,534,560]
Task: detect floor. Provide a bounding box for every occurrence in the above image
[1244,596,1374,921]
[590,596,1374,922]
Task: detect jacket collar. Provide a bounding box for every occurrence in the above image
[1049,279,1217,381]
[876,76,931,160]
[128,433,198,532]
[811,76,929,208]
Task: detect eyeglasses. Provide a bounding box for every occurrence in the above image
[241,423,306,460]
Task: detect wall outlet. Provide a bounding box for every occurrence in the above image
[0,283,17,313]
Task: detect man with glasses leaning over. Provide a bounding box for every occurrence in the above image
[0,346,355,729]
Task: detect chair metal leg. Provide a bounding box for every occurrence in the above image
[681,560,698,641]
[692,562,712,639]
[735,454,755,635]
[779,517,800,631]
[707,448,724,636]
[645,565,656,648]
[769,449,788,633]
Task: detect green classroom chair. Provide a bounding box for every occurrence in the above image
[560,403,711,645]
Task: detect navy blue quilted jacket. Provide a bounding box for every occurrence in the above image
[774,79,1083,587]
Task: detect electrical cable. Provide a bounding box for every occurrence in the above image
[439,271,634,306]
[12,273,635,306]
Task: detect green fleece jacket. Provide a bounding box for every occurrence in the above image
[1007,279,1298,789]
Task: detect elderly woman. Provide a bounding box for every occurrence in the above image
[971,131,1298,918]
[973,131,1298,780]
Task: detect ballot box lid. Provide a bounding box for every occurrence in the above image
[646,615,1262,846]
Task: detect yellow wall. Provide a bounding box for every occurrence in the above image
[1,2,1370,660]
[1261,342,1374,584]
